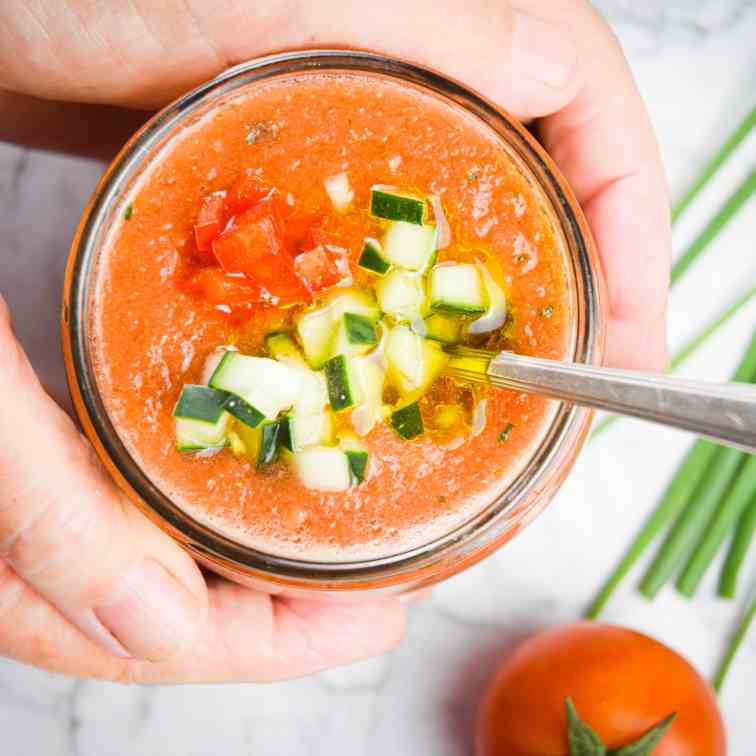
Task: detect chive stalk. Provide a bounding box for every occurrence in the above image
[638,331,756,598]
[584,440,718,619]
[719,490,756,599]
[590,286,756,442]
[672,105,756,224]
[677,454,756,597]
[670,169,756,286]
[712,593,756,693]
[586,330,756,616]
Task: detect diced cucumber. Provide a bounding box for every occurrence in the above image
[265,332,307,367]
[385,325,448,396]
[292,446,352,492]
[296,289,381,368]
[376,269,426,322]
[293,368,328,415]
[370,187,426,225]
[349,356,387,437]
[468,260,507,334]
[230,420,282,467]
[174,385,231,451]
[382,220,437,272]
[324,354,361,411]
[429,263,486,315]
[209,351,304,421]
[281,411,334,452]
[358,238,391,275]
[296,305,334,369]
[326,288,381,322]
[424,313,462,344]
[331,313,378,358]
[339,433,369,484]
[390,401,424,440]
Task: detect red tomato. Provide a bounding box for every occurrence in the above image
[475,622,725,756]
[212,205,309,305]
[182,267,265,310]
[193,193,227,253]
[283,211,327,254]
[224,170,273,216]
[294,242,351,294]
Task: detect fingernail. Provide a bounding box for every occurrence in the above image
[511,11,578,89]
[94,560,202,661]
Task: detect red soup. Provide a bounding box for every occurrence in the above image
[92,71,572,561]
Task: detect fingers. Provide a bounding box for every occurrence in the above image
[537,3,671,370]
[0,298,207,661]
[1,1,580,116]
[0,563,406,683]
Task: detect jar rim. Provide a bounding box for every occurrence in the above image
[63,49,605,589]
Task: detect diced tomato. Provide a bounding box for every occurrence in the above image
[182,267,266,310]
[224,170,273,216]
[284,212,327,254]
[212,205,310,305]
[294,242,351,294]
[193,193,227,253]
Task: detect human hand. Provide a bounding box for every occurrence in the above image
[0,0,670,682]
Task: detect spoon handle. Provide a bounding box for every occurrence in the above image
[447,349,756,453]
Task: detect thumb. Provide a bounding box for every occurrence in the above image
[1,1,580,118]
[0,297,207,661]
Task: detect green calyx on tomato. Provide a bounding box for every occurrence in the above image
[566,698,676,756]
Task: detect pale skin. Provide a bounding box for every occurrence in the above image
[0,0,670,683]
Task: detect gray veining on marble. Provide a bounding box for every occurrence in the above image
[0,2,755,754]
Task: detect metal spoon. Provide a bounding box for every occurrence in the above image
[444,345,756,453]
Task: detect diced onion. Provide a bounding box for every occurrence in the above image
[324,172,354,212]
[429,195,451,249]
[471,398,488,438]
[468,261,507,334]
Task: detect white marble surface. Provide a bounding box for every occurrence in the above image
[1,1,755,753]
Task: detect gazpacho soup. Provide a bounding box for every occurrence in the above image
[92,70,572,561]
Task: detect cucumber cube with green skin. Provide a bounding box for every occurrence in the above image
[173,385,231,451]
[340,433,369,484]
[370,188,426,225]
[296,305,335,369]
[429,263,487,315]
[209,351,305,420]
[390,401,424,439]
[386,325,448,396]
[231,420,282,467]
[222,395,266,428]
[324,354,361,411]
[281,412,334,452]
[424,313,463,344]
[358,238,391,275]
[382,220,437,272]
[330,312,378,359]
[292,446,353,492]
[265,332,307,367]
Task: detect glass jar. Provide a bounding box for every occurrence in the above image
[63,50,606,597]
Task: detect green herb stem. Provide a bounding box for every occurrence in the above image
[719,490,756,598]
[638,331,756,599]
[589,286,756,442]
[713,593,756,693]
[638,445,744,599]
[584,440,717,618]
[670,169,756,286]
[677,454,756,597]
[672,105,756,224]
